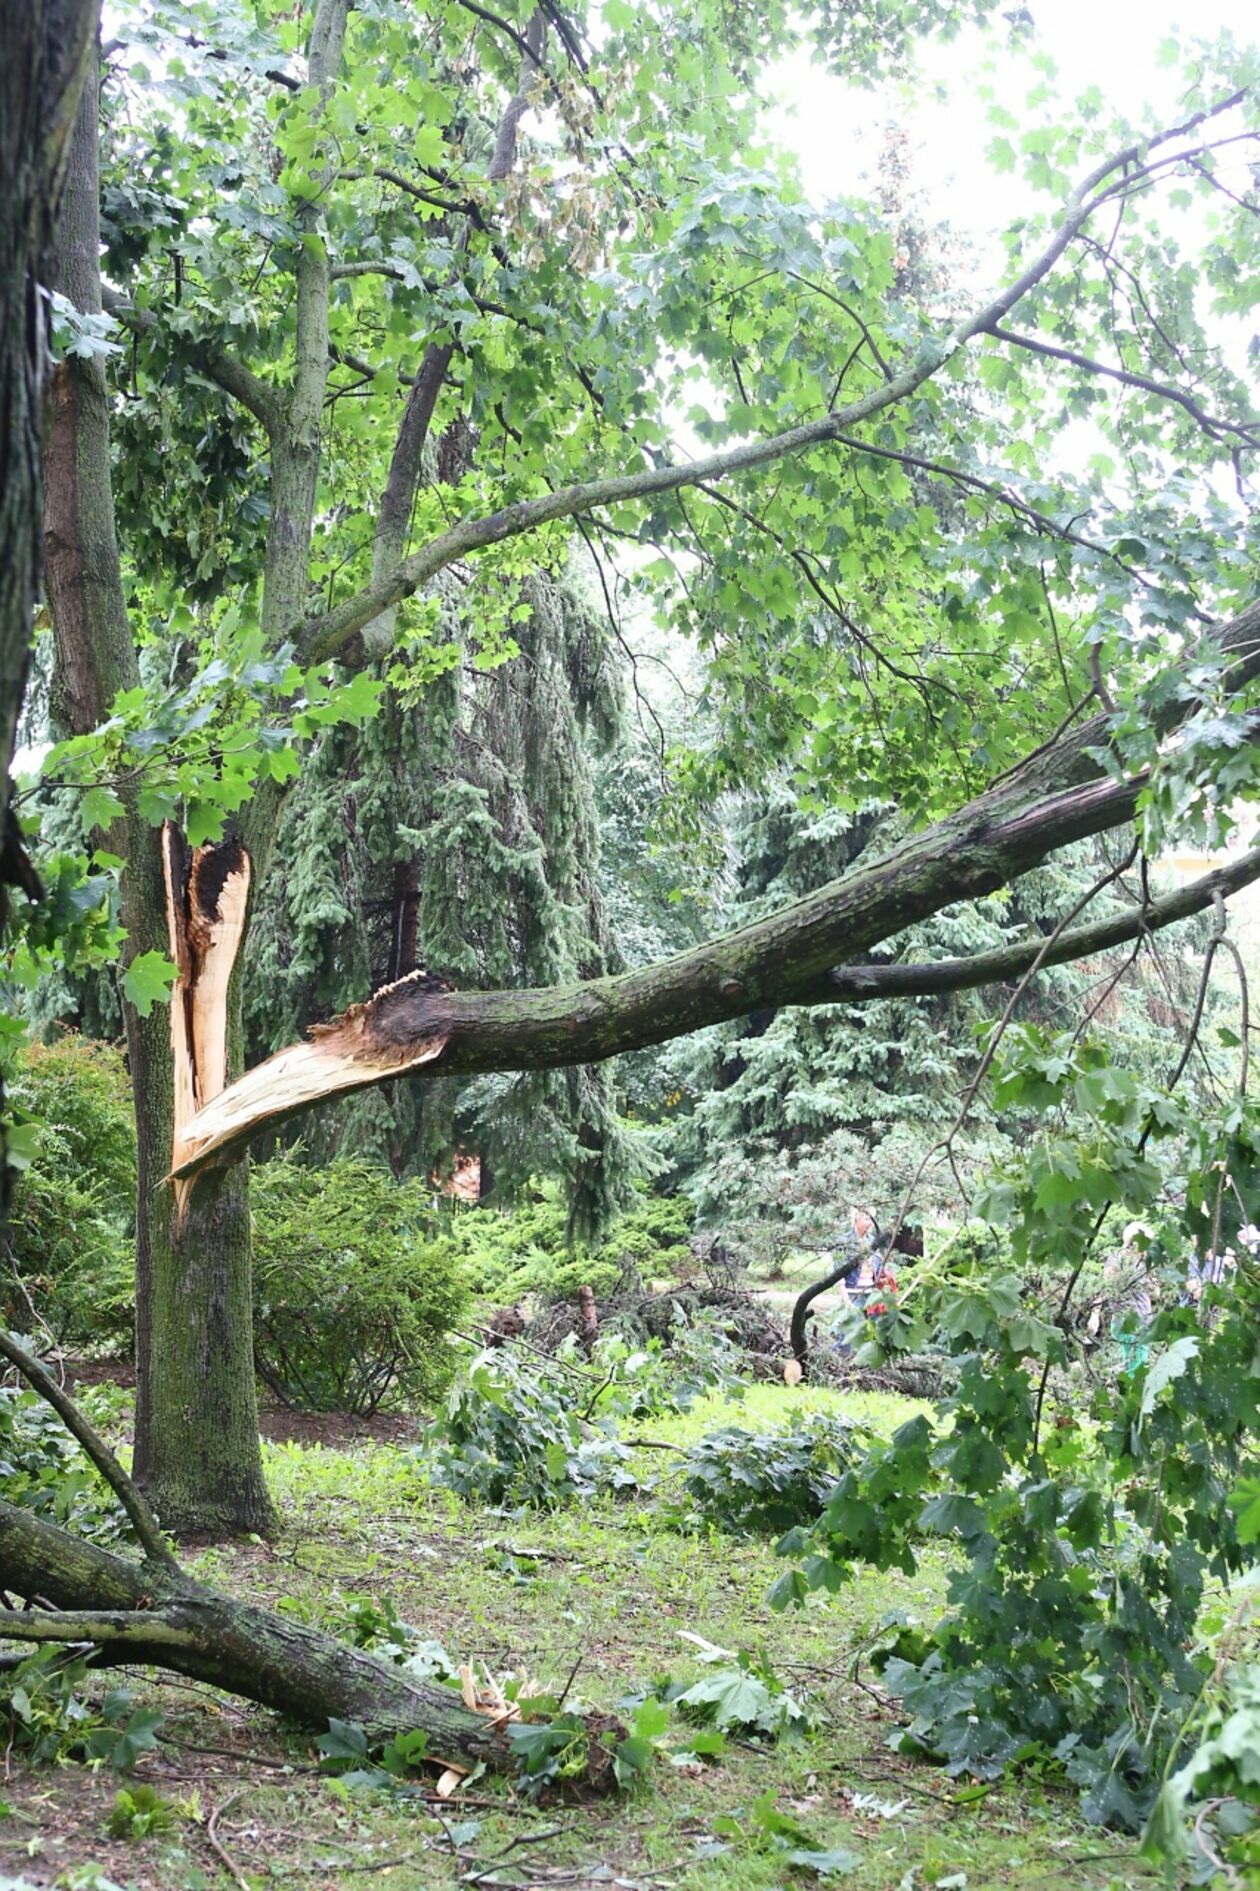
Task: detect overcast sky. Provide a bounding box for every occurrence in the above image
[768,0,1258,288]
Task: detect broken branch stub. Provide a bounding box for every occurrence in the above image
[162,823,253,1211]
[168,967,452,1180]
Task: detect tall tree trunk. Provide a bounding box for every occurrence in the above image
[126,910,274,1538]
[0,0,97,1232]
[42,55,273,1537]
[126,0,346,1534]
[0,0,95,788]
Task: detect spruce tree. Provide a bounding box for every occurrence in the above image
[245,566,641,1238]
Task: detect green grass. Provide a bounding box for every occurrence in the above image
[2,1384,1155,1890]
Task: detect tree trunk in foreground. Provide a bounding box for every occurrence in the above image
[0,0,95,798]
[0,0,97,1214]
[42,64,273,1539]
[0,1502,522,1760]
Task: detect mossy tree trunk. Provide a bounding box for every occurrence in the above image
[42,53,273,1538]
[0,1500,522,1761]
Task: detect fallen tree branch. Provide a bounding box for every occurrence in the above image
[168,623,1260,1181]
[0,1360,620,1781]
[0,1498,539,1771]
[0,1607,194,1646]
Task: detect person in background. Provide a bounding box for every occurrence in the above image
[1185,1243,1236,1308]
[843,1207,898,1321]
[829,1207,877,1352]
[842,1208,878,1311]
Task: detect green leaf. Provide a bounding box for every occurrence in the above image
[1138,1337,1199,1421]
[81,786,126,832]
[122,951,179,1018]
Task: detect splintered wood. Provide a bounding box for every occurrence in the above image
[164,823,252,1217]
[168,963,450,1183]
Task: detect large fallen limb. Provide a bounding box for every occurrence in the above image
[172,596,1260,1180]
[0,1501,522,1761]
[0,1348,606,1777]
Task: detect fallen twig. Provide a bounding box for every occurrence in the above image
[206,1789,250,1890]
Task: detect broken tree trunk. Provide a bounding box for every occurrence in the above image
[0,1337,612,1783]
[162,823,252,1209]
[42,61,272,1538]
[0,1501,520,1761]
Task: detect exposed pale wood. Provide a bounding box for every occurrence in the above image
[172,1031,449,1175]
[163,824,253,1212]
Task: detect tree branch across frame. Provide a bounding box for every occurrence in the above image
[287,90,1259,669]
[169,583,1260,1181]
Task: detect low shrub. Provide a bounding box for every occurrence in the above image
[423,1319,747,1508]
[451,1181,695,1302]
[424,1342,636,1508]
[5,1035,136,1351]
[251,1153,470,1415]
[678,1413,865,1536]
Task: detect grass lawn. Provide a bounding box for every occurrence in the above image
[2,1383,1156,1891]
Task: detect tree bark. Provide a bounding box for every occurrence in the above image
[0,1332,616,1781]
[0,0,96,794]
[0,0,98,1225]
[0,1501,532,1766]
[42,57,273,1538]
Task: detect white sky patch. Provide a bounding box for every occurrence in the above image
[767,0,1258,286]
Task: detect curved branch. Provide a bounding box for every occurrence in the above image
[790,1257,854,1377]
[0,1332,177,1569]
[986,321,1260,447]
[824,850,1260,1003]
[289,112,1208,666]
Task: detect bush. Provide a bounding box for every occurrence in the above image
[451,1181,695,1302]
[424,1343,635,1508]
[678,1413,865,1536]
[5,1035,136,1351]
[251,1153,470,1415]
[423,1324,738,1509]
[0,1374,130,1546]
